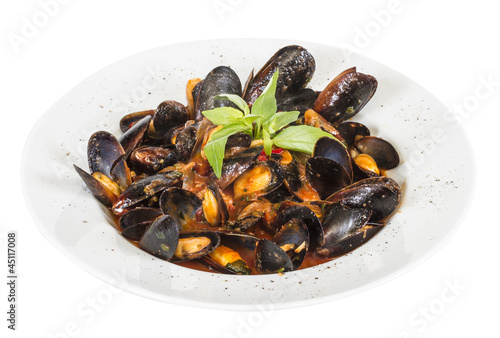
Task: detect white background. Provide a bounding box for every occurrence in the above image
[1,0,499,337]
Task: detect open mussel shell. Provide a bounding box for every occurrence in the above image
[119,115,151,155]
[353,154,380,178]
[225,132,252,151]
[336,121,370,147]
[74,165,118,207]
[231,201,273,231]
[255,239,293,274]
[317,222,382,258]
[244,45,315,105]
[119,207,163,240]
[120,109,155,132]
[306,157,351,200]
[326,177,401,221]
[215,146,263,189]
[152,100,188,139]
[313,137,353,179]
[138,215,180,261]
[112,171,182,215]
[313,67,377,125]
[355,136,400,170]
[233,161,284,200]
[318,203,372,258]
[273,219,309,270]
[202,184,229,227]
[160,187,202,230]
[175,125,197,161]
[129,146,179,174]
[88,131,126,178]
[277,88,318,112]
[171,230,220,262]
[195,66,242,121]
[275,202,324,248]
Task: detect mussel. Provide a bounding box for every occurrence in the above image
[119,207,163,240]
[273,219,309,269]
[160,187,202,230]
[313,67,377,125]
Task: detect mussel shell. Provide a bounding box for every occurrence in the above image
[171,230,220,262]
[217,230,260,251]
[313,67,377,125]
[226,132,252,150]
[119,115,151,155]
[175,126,197,161]
[233,160,284,200]
[244,45,315,105]
[355,136,400,170]
[215,146,263,189]
[119,109,155,132]
[112,171,182,214]
[118,207,163,230]
[336,121,370,147]
[275,202,324,248]
[277,88,318,111]
[231,216,261,232]
[152,101,188,139]
[139,215,180,261]
[317,223,382,258]
[326,177,401,221]
[121,221,151,241]
[160,187,202,230]
[264,184,293,203]
[255,239,293,274]
[313,137,353,179]
[202,183,229,227]
[282,160,302,194]
[191,79,204,111]
[74,165,117,207]
[195,66,242,121]
[320,203,372,253]
[88,131,125,178]
[306,157,351,200]
[273,219,309,270]
[110,157,132,191]
[129,146,179,174]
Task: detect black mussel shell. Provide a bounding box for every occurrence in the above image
[195,66,242,121]
[231,216,261,232]
[119,115,151,155]
[112,171,182,214]
[319,203,372,255]
[110,156,132,191]
[313,67,377,125]
[171,230,220,262]
[313,137,353,179]
[119,207,163,230]
[255,239,293,274]
[120,109,155,133]
[326,177,401,221]
[244,45,315,105]
[152,101,188,139]
[318,223,383,258]
[226,132,252,150]
[273,219,309,270]
[275,202,324,248]
[355,136,400,170]
[139,215,180,261]
[88,131,125,178]
[306,157,351,200]
[74,165,117,207]
[336,121,370,147]
[129,146,179,174]
[175,126,197,161]
[160,187,202,230]
[215,146,263,189]
[277,88,317,111]
[233,161,284,200]
[202,183,229,227]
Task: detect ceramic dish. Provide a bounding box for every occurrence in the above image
[21,39,475,310]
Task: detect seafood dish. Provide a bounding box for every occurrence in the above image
[74,45,401,275]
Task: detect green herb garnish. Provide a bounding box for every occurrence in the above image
[202,70,337,178]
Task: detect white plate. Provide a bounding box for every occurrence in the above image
[22,39,475,310]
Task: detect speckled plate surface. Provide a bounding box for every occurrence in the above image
[22,39,475,310]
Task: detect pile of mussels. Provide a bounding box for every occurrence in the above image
[74,45,401,275]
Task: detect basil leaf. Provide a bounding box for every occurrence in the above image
[251,70,279,135]
[272,125,334,154]
[202,107,244,126]
[215,94,250,115]
[265,111,300,135]
[204,123,250,178]
[263,129,273,156]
